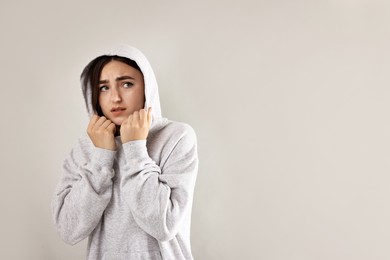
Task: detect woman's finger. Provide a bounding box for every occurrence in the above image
[133,111,140,122]
[101,119,112,129]
[140,109,147,122]
[127,114,133,124]
[87,114,99,133]
[107,122,116,134]
[147,107,152,124]
[94,116,107,129]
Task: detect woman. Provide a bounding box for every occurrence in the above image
[52,44,198,260]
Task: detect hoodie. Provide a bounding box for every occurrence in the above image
[52,45,198,260]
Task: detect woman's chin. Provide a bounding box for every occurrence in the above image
[110,117,125,126]
[104,113,130,126]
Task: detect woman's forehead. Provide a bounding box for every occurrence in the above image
[100,60,143,79]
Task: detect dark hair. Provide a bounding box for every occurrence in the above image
[81,55,142,116]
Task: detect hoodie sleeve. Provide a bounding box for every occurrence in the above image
[51,137,116,245]
[120,124,198,242]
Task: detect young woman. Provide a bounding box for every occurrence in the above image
[52,45,198,260]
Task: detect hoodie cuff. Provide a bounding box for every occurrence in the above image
[122,140,149,159]
[91,147,117,168]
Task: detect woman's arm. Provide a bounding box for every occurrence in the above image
[120,124,198,242]
[51,137,116,245]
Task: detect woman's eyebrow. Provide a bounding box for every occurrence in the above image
[116,75,135,81]
[99,75,135,84]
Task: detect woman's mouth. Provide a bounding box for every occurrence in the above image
[111,107,126,115]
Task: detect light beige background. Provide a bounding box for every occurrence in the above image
[1,0,390,259]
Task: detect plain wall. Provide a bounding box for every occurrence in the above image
[1,0,390,259]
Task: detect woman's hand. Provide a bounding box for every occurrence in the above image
[120,108,152,143]
[87,115,117,151]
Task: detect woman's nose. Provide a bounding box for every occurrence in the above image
[110,88,122,103]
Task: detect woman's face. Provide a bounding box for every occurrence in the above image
[98,60,145,126]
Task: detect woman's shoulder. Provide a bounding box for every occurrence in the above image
[76,132,94,147]
[151,117,197,141]
[148,118,198,161]
[67,132,95,156]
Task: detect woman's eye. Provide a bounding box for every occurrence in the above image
[123,82,134,88]
[99,86,109,92]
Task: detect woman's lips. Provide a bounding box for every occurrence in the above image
[111,107,126,115]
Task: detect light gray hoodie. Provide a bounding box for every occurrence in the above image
[52,45,198,260]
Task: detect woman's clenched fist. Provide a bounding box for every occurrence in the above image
[87,115,117,150]
[120,108,152,143]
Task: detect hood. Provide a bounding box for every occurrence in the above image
[81,44,162,120]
